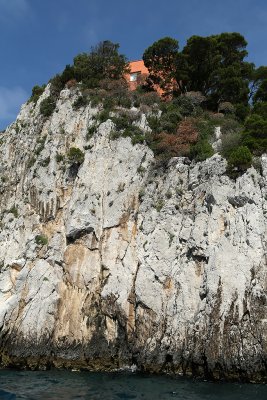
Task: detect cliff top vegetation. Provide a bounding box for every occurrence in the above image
[28,34,267,177]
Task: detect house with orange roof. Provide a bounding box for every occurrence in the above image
[125,60,175,97]
[125,60,149,91]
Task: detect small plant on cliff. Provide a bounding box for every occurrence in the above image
[9,205,19,218]
[35,235,48,246]
[86,123,98,140]
[56,153,64,162]
[27,156,36,169]
[72,95,89,110]
[40,96,57,117]
[67,147,85,165]
[35,135,47,156]
[29,84,46,104]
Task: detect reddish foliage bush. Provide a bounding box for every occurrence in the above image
[154,132,189,156]
[66,79,77,88]
[176,118,199,144]
[152,118,199,158]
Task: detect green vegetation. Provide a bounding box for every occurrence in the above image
[143,33,253,111]
[154,199,164,212]
[86,123,98,140]
[24,33,267,177]
[29,85,45,104]
[27,156,36,169]
[141,33,267,174]
[67,147,85,164]
[39,96,56,117]
[35,235,48,246]
[47,40,129,100]
[9,206,19,218]
[35,135,47,156]
[227,146,252,171]
[143,37,179,96]
[56,153,64,162]
[72,95,88,110]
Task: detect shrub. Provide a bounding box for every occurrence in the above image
[29,85,45,103]
[35,235,48,246]
[35,136,47,156]
[234,103,250,121]
[125,126,146,145]
[243,114,267,154]
[27,157,36,168]
[56,153,64,162]
[98,109,110,123]
[9,205,18,218]
[190,139,214,161]
[172,95,198,116]
[160,110,182,133]
[155,199,164,212]
[66,79,77,89]
[139,188,145,201]
[49,74,65,96]
[72,95,88,110]
[103,96,115,111]
[147,115,161,134]
[220,117,241,135]
[67,147,85,164]
[112,114,130,130]
[218,102,235,114]
[147,117,198,160]
[176,119,198,145]
[227,146,252,171]
[90,94,102,107]
[184,91,206,106]
[252,102,267,119]
[139,91,160,106]
[245,114,267,139]
[117,96,132,108]
[220,131,242,158]
[40,96,56,117]
[86,123,98,140]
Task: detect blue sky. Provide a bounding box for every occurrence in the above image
[1,0,267,129]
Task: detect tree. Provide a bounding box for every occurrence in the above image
[243,114,267,154]
[143,37,179,96]
[73,53,91,82]
[216,32,248,66]
[72,41,129,88]
[88,40,129,81]
[179,33,252,109]
[179,35,219,96]
[253,77,267,104]
[249,66,267,102]
[209,33,252,107]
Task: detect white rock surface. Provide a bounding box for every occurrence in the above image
[0,87,266,380]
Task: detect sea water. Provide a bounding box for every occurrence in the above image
[0,369,267,399]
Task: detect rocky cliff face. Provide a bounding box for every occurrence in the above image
[0,85,267,381]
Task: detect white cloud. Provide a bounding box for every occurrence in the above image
[0,0,30,22]
[0,86,28,124]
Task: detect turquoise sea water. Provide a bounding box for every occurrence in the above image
[0,370,267,400]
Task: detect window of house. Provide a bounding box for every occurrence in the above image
[130,71,141,82]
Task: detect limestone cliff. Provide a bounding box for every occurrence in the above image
[0,85,267,381]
